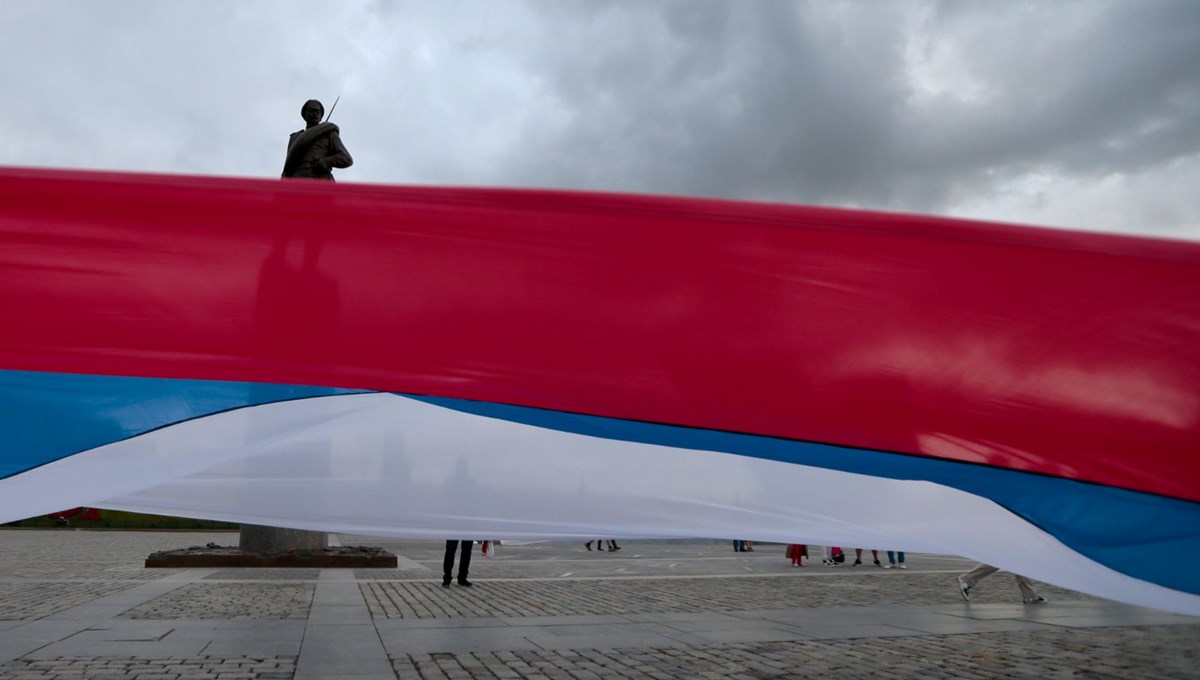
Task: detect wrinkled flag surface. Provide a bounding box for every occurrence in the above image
[1,167,1197,614]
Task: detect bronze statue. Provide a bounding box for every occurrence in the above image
[282,99,353,180]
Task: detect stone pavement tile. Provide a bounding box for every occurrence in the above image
[205,568,322,580]
[651,619,812,645]
[864,610,1060,636]
[198,623,307,657]
[749,605,1059,637]
[41,604,136,620]
[657,623,806,647]
[0,582,134,621]
[1030,613,1200,629]
[624,611,745,624]
[20,623,224,659]
[653,617,800,636]
[121,582,315,620]
[313,577,365,607]
[0,620,94,665]
[307,573,374,626]
[386,625,1200,679]
[0,655,297,680]
[296,623,392,679]
[527,622,697,650]
[215,619,309,632]
[361,570,1090,621]
[375,616,510,630]
[200,628,304,657]
[794,622,950,641]
[86,575,210,610]
[307,604,373,624]
[929,599,1198,627]
[380,626,546,655]
[496,614,631,626]
[73,619,222,636]
[23,637,211,660]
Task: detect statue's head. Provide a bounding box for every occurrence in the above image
[301,99,324,125]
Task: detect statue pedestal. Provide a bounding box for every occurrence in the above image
[144,524,397,569]
[144,543,397,568]
[238,524,328,552]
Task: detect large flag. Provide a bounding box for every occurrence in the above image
[1,166,1197,614]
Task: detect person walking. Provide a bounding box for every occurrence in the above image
[787,544,807,566]
[822,546,845,565]
[884,550,906,568]
[443,540,473,587]
[853,548,882,567]
[958,563,1046,603]
[586,539,621,552]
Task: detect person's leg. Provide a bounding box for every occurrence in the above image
[585,541,593,551]
[872,549,882,566]
[897,551,906,567]
[853,548,863,565]
[442,540,457,586]
[457,541,472,585]
[886,550,897,566]
[961,563,999,586]
[958,563,999,601]
[1014,575,1043,602]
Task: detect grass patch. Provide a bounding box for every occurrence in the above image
[4,509,237,530]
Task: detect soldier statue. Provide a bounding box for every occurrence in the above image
[281,99,353,180]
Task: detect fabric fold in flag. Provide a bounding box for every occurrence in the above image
[1,167,1197,615]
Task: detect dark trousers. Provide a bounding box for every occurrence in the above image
[443,540,472,583]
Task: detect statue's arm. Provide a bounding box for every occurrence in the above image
[325,131,353,169]
[282,133,299,178]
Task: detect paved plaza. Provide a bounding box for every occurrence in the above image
[0,530,1196,679]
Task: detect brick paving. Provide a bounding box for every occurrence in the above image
[120,583,315,620]
[0,582,134,621]
[361,573,1092,620]
[393,625,1200,680]
[0,656,295,680]
[0,531,1196,679]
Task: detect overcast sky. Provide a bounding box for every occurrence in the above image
[4,1,1199,240]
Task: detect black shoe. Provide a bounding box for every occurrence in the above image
[585,542,592,551]
[874,559,883,567]
[457,579,473,587]
[853,559,862,566]
[442,581,451,588]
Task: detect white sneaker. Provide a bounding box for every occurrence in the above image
[884,563,894,569]
[899,563,907,569]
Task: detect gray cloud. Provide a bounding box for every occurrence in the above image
[2,0,1197,238]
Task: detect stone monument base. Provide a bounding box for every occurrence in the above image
[145,542,398,568]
